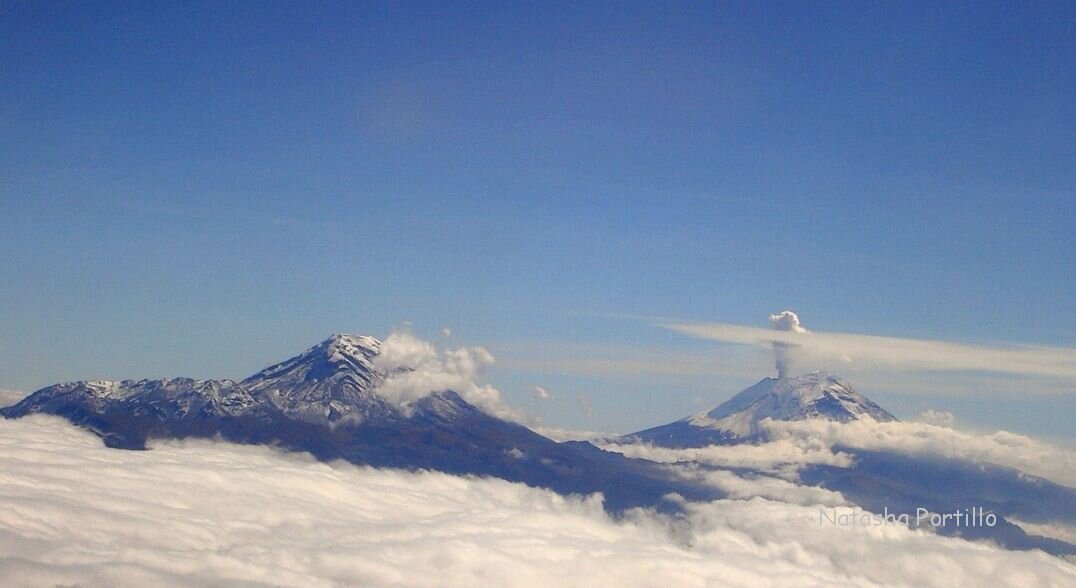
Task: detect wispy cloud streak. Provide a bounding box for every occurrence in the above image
[662,321,1076,380]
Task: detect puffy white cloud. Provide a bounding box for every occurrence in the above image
[373,330,439,374]
[917,409,956,428]
[1,416,1074,587]
[532,386,552,401]
[769,311,808,334]
[372,330,518,421]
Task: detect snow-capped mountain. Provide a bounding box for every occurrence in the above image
[7,377,257,421]
[240,334,396,426]
[4,342,1074,556]
[0,334,718,512]
[620,371,1076,556]
[630,372,897,447]
[3,334,399,433]
[4,335,407,430]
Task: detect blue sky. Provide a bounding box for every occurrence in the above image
[2,2,1073,438]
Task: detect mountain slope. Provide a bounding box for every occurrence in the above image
[5,343,1074,556]
[800,449,1076,556]
[630,372,897,448]
[0,334,718,512]
[240,334,396,426]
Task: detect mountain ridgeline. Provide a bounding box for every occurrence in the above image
[4,334,1075,556]
[1,334,717,512]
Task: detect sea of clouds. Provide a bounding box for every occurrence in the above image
[1,416,1074,587]
[600,417,1076,489]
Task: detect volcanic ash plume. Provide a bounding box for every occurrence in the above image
[769,310,807,378]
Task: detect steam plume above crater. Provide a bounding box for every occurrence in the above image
[769,310,808,378]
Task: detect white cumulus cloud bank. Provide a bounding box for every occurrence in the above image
[602,418,1076,490]
[2,416,1075,588]
[597,436,853,506]
[372,330,517,420]
[760,418,1076,488]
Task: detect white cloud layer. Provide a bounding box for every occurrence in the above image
[677,467,848,507]
[603,418,1076,489]
[662,321,1076,381]
[600,417,1076,522]
[917,409,956,428]
[597,437,852,506]
[599,437,855,473]
[1,416,1074,587]
[495,340,1075,401]
[532,426,611,443]
[1010,519,1076,546]
[760,418,1076,488]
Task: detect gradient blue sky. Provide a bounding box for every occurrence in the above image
[2,2,1073,438]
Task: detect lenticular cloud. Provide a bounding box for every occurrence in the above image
[0,416,1073,587]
